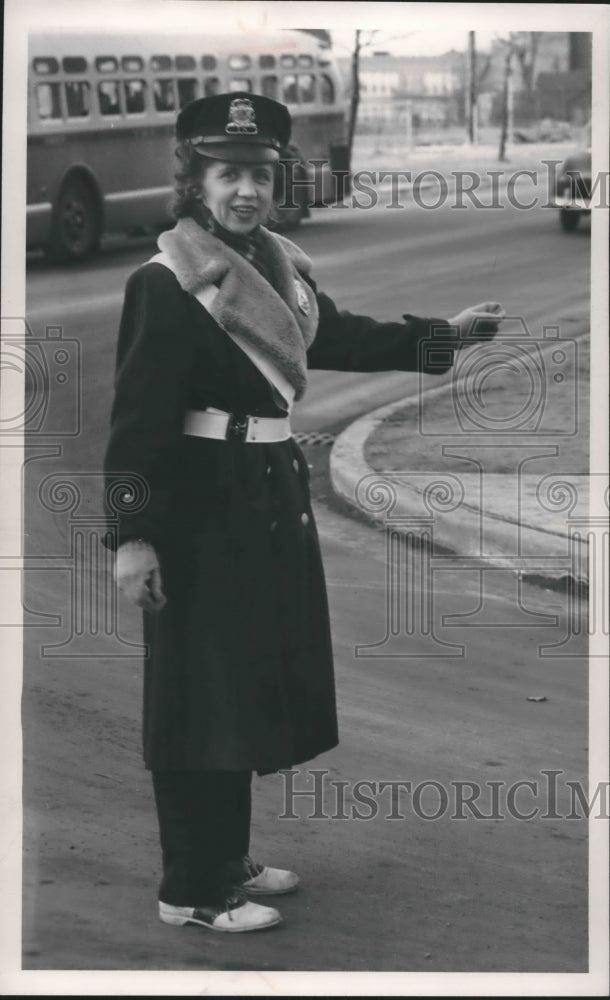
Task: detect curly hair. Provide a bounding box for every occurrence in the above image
[171,140,289,221]
[172,140,212,219]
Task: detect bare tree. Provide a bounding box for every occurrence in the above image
[498,38,515,161]
[346,30,378,171]
[511,31,542,104]
[467,31,477,143]
[464,32,492,143]
[344,29,416,172]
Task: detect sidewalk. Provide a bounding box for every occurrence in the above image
[330,345,597,587]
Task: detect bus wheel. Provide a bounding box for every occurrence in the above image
[48,176,101,261]
[560,209,580,232]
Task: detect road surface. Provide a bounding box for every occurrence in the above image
[20,196,593,973]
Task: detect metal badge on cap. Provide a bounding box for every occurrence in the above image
[225,98,258,135]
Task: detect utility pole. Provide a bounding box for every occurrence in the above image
[346,29,363,172]
[467,30,478,144]
[498,41,513,161]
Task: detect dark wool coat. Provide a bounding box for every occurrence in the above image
[103,252,452,774]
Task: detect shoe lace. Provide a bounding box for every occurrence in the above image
[223,886,247,921]
[242,854,264,879]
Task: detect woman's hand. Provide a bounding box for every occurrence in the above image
[448,301,506,346]
[114,540,167,614]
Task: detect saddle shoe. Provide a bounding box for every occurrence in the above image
[159,888,281,933]
[239,855,300,895]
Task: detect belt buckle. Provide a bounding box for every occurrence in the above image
[226,414,249,441]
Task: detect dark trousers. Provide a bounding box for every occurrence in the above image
[152,770,252,906]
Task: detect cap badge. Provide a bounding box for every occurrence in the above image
[294,279,310,315]
[225,97,258,135]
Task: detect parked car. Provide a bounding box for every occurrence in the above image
[552,128,592,232]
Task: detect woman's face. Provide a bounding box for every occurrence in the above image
[199,159,274,234]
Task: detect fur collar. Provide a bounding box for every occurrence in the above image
[156,217,319,400]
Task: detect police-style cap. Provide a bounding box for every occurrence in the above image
[176,92,292,163]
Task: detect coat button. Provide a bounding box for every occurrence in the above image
[292,459,299,473]
[266,465,272,476]
[271,520,278,531]
[301,513,309,526]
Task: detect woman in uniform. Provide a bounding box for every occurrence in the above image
[104,92,504,934]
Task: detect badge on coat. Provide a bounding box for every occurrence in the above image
[294,278,310,315]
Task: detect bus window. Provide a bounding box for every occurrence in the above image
[36,82,62,120]
[177,78,198,108]
[282,74,298,104]
[298,54,314,69]
[280,55,297,69]
[63,56,88,74]
[65,81,90,117]
[154,78,176,112]
[203,77,220,96]
[320,74,335,104]
[151,55,173,72]
[202,55,217,71]
[228,54,251,71]
[229,78,252,93]
[98,80,121,115]
[124,79,146,114]
[122,55,144,72]
[95,56,118,73]
[298,73,316,103]
[33,57,59,75]
[261,75,278,100]
[176,55,196,71]
[259,54,276,69]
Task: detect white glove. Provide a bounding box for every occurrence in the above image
[114,540,166,613]
[448,301,506,346]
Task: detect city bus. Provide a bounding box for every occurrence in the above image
[27,31,348,260]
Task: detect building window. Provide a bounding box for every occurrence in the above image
[298,73,316,103]
[280,54,297,69]
[35,82,62,119]
[153,78,176,111]
[98,80,121,115]
[229,78,252,93]
[203,76,220,96]
[228,54,251,71]
[259,54,275,69]
[282,74,298,104]
[95,56,118,73]
[65,80,90,117]
[298,54,314,69]
[62,56,88,74]
[122,55,144,72]
[176,55,196,71]
[201,55,217,71]
[33,57,59,75]
[261,75,278,100]
[177,77,198,107]
[320,74,335,104]
[151,55,173,72]
[124,79,146,114]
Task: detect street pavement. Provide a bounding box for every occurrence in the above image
[16,194,597,977]
[331,327,594,585]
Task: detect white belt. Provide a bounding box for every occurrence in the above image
[183,408,291,443]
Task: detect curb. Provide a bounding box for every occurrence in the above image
[329,352,593,588]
